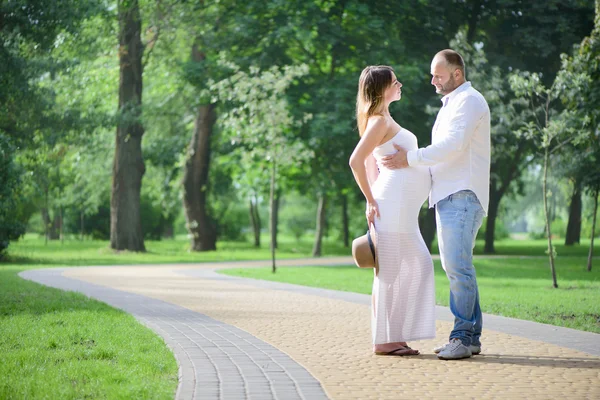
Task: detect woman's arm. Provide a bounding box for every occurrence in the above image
[366,154,379,186]
[349,117,387,222]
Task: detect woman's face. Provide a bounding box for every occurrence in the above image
[384,72,402,103]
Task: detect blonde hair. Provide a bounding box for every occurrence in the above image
[356,65,394,136]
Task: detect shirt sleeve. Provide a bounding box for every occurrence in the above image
[407,95,485,167]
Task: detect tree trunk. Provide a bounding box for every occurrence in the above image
[44,189,49,245]
[249,195,261,248]
[484,190,500,254]
[182,39,217,252]
[111,0,146,252]
[182,104,217,251]
[80,209,84,241]
[41,208,61,240]
[59,206,63,244]
[418,206,436,251]
[588,188,598,272]
[565,180,582,245]
[162,224,174,239]
[270,162,277,273]
[542,148,558,288]
[312,193,327,257]
[273,190,280,249]
[466,0,482,42]
[341,193,349,248]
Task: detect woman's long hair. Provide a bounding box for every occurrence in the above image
[356,65,394,136]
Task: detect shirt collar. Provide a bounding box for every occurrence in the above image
[441,81,471,106]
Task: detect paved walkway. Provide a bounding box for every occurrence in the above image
[20,257,600,400]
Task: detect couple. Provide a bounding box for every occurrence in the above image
[349,49,490,360]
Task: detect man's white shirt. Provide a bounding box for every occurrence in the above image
[406,81,491,214]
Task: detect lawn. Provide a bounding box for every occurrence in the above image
[7,233,351,266]
[1,234,599,398]
[0,265,178,399]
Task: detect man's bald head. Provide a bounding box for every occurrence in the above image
[430,49,466,95]
[433,49,466,79]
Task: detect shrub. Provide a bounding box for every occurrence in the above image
[477,217,510,241]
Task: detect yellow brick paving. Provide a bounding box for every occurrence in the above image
[64,261,600,400]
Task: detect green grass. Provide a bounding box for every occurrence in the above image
[1,234,599,397]
[471,238,599,257]
[7,233,351,266]
[0,265,178,399]
[221,256,600,334]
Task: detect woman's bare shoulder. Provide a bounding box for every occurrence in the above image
[366,115,391,131]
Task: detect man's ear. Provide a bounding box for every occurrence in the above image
[454,68,463,80]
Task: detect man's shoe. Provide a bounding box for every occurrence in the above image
[437,338,472,360]
[433,342,481,355]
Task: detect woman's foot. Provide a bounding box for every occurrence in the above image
[373,342,419,356]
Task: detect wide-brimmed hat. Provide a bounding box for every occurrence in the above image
[351,224,377,269]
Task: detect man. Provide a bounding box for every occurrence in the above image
[381,49,490,360]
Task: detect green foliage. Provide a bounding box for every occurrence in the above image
[214,201,249,242]
[280,195,316,241]
[477,218,510,241]
[211,63,313,240]
[557,2,600,197]
[2,0,598,248]
[0,135,26,257]
[66,205,111,240]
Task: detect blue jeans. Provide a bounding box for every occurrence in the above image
[436,190,485,347]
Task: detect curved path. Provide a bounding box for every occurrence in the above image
[20,256,600,400]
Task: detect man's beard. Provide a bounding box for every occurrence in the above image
[439,75,458,95]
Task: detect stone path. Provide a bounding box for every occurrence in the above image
[20,257,600,400]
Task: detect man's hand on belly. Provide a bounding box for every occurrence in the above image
[381,143,409,169]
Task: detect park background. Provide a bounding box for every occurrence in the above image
[1,1,599,398]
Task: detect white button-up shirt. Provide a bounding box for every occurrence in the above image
[407,81,490,214]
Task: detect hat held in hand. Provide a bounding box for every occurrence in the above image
[352,223,377,269]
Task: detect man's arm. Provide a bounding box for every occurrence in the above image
[407,96,484,166]
[381,95,485,169]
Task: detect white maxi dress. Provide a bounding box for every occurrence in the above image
[370,127,436,344]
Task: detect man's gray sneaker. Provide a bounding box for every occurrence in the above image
[433,341,481,355]
[436,338,472,360]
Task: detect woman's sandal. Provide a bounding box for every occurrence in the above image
[374,345,420,356]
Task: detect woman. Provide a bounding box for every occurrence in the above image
[349,65,436,356]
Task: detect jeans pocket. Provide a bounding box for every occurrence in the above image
[446,194,468,211]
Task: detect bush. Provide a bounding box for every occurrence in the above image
[477,217,510,241]
[0,134,26,258]
[527,218,567,240]
[280,195,315,242]
[73,204,111,240]
[214,201,249,241]
[62,191,175,241]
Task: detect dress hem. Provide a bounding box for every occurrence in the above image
[373,334,437,345]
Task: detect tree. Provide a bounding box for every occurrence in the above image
[559,0,600,269]
[111,0,146,251]
[0,0,103,251]
[449,30,536,254]
[509,71,589,288]
[212,63,312,272]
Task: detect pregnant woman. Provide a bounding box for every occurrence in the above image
[349,65,436,356]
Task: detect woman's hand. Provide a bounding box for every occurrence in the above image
[366,201,380,224]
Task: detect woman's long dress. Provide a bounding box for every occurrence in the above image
[370,127,436,344]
